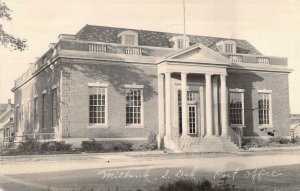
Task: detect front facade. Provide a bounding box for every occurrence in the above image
[11,25,292,152]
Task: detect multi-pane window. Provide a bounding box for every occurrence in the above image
[178,91,182,134]
[188,105,196,134]
[126,89,142,125]
[124,34,135,46]
[52,88,57,127]
[225,44,233,53]
[229,91,244,126]
[42,93,46,129]
[27,100,31,122]
[34,97,38,130]
[89,87,106,124]
[187,91,197,102]
[258,93,271,125]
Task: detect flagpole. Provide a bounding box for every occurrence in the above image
[183,0,186,48]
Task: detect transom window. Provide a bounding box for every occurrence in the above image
[258,92,272,125]
[89,87,106,124]
[126,89,142,125]
[187,91,197,102]
[229,90,245,126]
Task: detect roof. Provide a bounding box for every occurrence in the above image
[76,25,262,55]
[0,104,9,116]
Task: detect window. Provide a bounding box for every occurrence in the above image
[229,90,245,126]
[52,88,57,127]
[118,31,138,46]
[34,97,39,131]
[126,89,143,126]
[89,87,106,124]
[258,91,272,126]
[27,100,31,121]
[225,44,234,53]
[187,91,197,102]
[178,91,182,134]
[21,104,24,120]
[42,93,46,129]
[178,39,184,49]
[124,34,135,46]
[15,106,19,132]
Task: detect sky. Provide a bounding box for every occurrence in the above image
[0,0,300,113]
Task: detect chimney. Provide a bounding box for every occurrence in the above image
[8,99,11,109]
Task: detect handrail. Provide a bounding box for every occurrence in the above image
[228,127,242,148]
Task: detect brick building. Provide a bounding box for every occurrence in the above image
[11,25,292,152]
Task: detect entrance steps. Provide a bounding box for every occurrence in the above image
[177,136,239,153]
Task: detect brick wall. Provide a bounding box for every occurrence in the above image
[60,59,159,139]
[13,65,62,135]
[227,70,290,137]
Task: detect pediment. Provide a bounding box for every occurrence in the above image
[162,43,231,65]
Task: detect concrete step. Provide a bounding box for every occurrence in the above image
[177,136,239,153]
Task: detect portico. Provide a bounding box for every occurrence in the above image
[156,44,231,150]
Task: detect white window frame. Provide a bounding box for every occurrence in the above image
[88,83,108,128]
[125,84,144,128]
[258,89,273,128]
[229,88,245,127]
[52,88,58,128]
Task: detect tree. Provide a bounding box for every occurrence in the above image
[0,0,27,51]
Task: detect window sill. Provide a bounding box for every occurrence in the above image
[88,124,108,128]
[258,125,273,129]
[230,125,246,128]
[125,125,144,128]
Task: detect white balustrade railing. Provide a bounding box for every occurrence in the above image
[229,55,243,62]
[89,43,107,53]
[125,46,143,55]
[257,57,270,64]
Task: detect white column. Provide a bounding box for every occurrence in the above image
[181,72,188,136]
[220,74,228,137]
[205,73,213,136]
[158,73,165,149]
[213,77,220,136]
[199,86,205,136]
[165,72,172,138]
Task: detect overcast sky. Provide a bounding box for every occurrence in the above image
[0,0,299,113]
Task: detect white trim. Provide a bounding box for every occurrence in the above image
[34,94,38,98]
[257,90,273,127]
[88,86,108,127]
[229,89,245,127]
[87,82,108,87]
[52,84,57,89]
[258,89,272,93]
[42,90,47,94]
[229,88,245,93]
[124,84,144,89]
[125,87,144,128]
[88,124,108,129]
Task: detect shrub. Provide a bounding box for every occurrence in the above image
[18,139,40,153]
[112,141,133,152]
[40,141,72,152]
[137,132,158,151]
[81,139,104,152]
[269,136,290,144]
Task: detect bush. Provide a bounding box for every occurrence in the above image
[269,136,290,144]
[137,132,158,151]
[81,139,104,152]
[5,139,74,155]
[112,141,133,152]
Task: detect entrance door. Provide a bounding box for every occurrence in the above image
[188,105,197,134]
